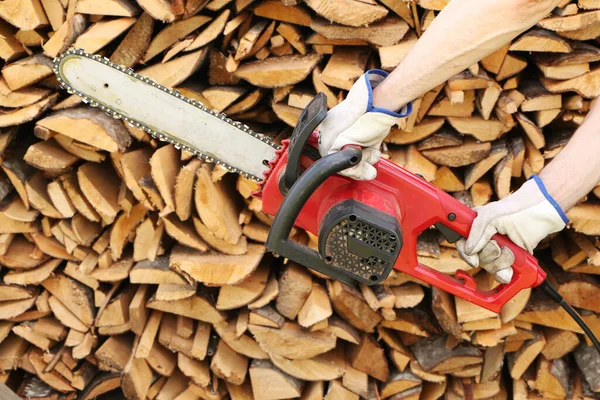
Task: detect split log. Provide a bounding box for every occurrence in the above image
[327,280,382,333]
[541,65,600,98]
[37,108,131,153]
[0,94,58,128]
[170,243,264,285]
[510,28,572,53]
[42,273,95,327]
[507,330,546,379]
[311,17,408,47]
[139,48,209,88]
[266,355,339,388]
[0,79,52,108]
[194,166,242,244]
[216,260,269,310]
[421,139,491,167]
[248,322,336,360]
[464,139,508,189]
[136,0,175,22]
[147,292,226,323]
[213,320,268,360]
[2,55,53,91]
[130,257,187,285]
[541,327,579,360]
[184,9,230,52]
[410,335,482,373]
[77,162,122,224]
[249,359,305,399]
[253,0,312,26]
[350,333,389,382]
[234,53,322,88]
[321,47,369,90]
[303,0,388,27]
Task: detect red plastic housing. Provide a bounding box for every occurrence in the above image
[257,134,546,314]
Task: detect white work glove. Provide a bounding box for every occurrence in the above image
[317,69,412,180]
[456,175,569,284]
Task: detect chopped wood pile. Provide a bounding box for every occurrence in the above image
[0,0,600,399]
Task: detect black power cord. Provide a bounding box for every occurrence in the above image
[539,280,600,355]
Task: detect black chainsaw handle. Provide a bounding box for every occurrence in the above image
[266,146,363,285]
[279,92,328,196]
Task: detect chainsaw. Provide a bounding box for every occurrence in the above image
[52,49,600,352]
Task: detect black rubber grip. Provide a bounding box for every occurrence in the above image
[280,92,328,195]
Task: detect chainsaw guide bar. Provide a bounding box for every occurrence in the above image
[52,48,280,182]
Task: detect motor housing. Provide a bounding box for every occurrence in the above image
[318,199,403,284]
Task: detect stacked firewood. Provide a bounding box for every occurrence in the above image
[0,0,599,399]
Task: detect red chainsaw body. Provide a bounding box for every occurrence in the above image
[256,133,546,314]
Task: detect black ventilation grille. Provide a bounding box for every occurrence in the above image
[347,219,399,254]
[319,200,402,284]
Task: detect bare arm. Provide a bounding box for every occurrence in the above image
[372,0,562,111]
[539,102,600,211]
[370,0,600,209]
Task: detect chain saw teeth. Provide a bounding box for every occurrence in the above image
[52,48,280,182]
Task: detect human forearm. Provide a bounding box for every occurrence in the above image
[372,0,562,111]
[457,100,600,278]
[538,102,600,212]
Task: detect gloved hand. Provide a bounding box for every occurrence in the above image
[317,69,412,180]
[456,175,569,283]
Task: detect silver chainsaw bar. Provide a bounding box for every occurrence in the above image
[52,48,281,181]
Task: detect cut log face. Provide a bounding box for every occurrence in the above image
[72,17,137,53]
[143,15,210,62]
[194,166,243,245]
[2,54,53,91]
[541,65,600,98]
[130,256,188,285]
[311,17,408,47]
[327,280,382,333]
[42,273,95,327]
[248,322,336,360]
[509,28,572,53]
[304,0,388,27]
[75,0,140,17]
[170,243,264,285]
[216,259,269,310]
[234,53,322,88]
[37,108,131,153]
[421,138,491,167]
[0,94,59,128]
[0,78,52,108]
[464,139,508,189]
[139,48,209,88]
[0,234,49,269]
[147,291,226,323]
[184,9,230,52]
[0,0,49,30]
[78,162,122,224]
[249,359,305,399]
[24,139,79,172]
[321,47,369,90]
[386,118,445,145]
